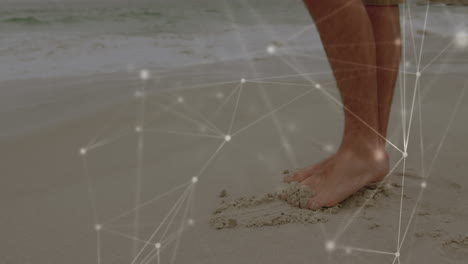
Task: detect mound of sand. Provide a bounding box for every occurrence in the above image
[210,181,400,230]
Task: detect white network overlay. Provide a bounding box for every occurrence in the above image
[77,2,468,264]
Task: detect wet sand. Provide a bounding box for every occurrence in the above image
[2,5,468,262]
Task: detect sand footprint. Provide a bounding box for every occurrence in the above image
[210,181,399,230]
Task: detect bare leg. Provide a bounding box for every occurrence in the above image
[366,5,401,140]
[286,5,401,184]
[286,0,389,208]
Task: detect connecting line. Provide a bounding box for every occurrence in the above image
[246,70,338,82]
[417,85,426,178]
[101,228,150,245]
[258,85,300,169]
[398,188,424,251]
[419,39,456,73]
[150,101,222,136]
[404,4,445,152]
[284,50,416,76]
[227,82,243,134]
[143,128,223,139]
[239,0,316,170]
[396,157,407,249]
[81,156,100,264]
[339,246,395,256]
[133,79,147,257]
[96,227,101,264]
[141,100,179,127]
[231,87,316,137]
[416,3,430,71]
[138,186,193,264]
[401,4,408,149]
[196,140,227,178]
[85,128,134,152]
[405,3,432,151]
[103,181,190,225]
[280,56,405,154]
[209,82,242,121]
[404,76,420,150]
[142,228,184,264]
[146,80,241,97]
[405,2,419,66]
[426,82,467,178]
[156,247,161,264]
[332,156,404,242]
[157,187,191,247]
[169,186,194,264]
[248,80,335,89]
[226,0,301,170]
[129,184,192,264]
[398,83,468,254]
[81,157,99,225]
[181,101,226,135]
[87,102,134,148]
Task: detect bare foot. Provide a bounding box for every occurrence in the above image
[295,147,389,209]
[284,155,336,183]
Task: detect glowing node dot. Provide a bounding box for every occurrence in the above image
[224,135,232,142]
[216,92,224,99]
[421,181,427,188]
[257,153,265,161]
[192,176,198,183]
[325,241,335,251]
[323,144,334,152]
[416,72,421,77]
[454,31,468,47]
[394,38,401,46]
[395,252,400,257]
[187,219,195,226]
[287,123,296,132]
[155,242,161,249]
[315,83,321,89]
[374,149,385,161]
[95,224,102,231]
[345,247,352,254]
[267,44,276,54]
[403,152,408,158]
[134,90,144,98]
[240,78,246,84]
[135,126,142,133]
[80,148,87,155]
[139,69,150,80]
[177,96,184,103]
[199,125,208,133]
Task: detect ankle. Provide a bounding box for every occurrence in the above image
[338,140,387,162]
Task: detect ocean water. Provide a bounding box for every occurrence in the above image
[1,0,466,81]
[0,0,316,81]
[0,1,466,140]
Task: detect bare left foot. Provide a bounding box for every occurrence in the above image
[291,146,389,209]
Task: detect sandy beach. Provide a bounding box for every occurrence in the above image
[1,1,468,264]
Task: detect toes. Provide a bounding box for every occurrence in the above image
[284,166,320,183]
[284,168,306,183]
[307,197,322,210]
